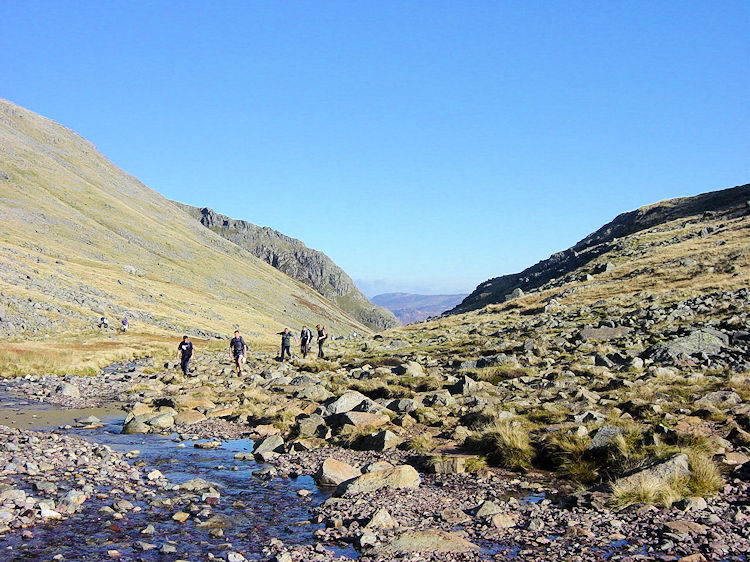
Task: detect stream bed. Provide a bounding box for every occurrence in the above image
[0,392,357,560]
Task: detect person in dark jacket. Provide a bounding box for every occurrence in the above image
[229,330,247,374]
[316,324,328,358]
[300,325,313,358]
[277,328,298,361]
[177,335,194,376]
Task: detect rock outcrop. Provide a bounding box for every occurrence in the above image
[175,204,399,332]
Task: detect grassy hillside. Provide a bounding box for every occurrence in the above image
[452,183,750,314]
[0,98,369,374]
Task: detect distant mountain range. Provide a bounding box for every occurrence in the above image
[371,292,468,324]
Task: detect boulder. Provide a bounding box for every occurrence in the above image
[252,435,284,455]
[174,410,206,425]
[587,426,625,451]
[393,361,426,378]
[579,325,633,341]
[365,507,399,530]
[145,413,174,429]
[341,411,390,428]
[315,458,361,487]
[645,330,725,363]
[475,500,503,518]
[615,453,690,490]
[695,391,741,409]
[55,382,80,398]
[374,529,480,554]
[448,375,477,395]
[295,414,328,437]
[336,465,420,496]
[362,430,401,451]
[325,391,369,415]
[121,419,149,435]
[387,398,419,413]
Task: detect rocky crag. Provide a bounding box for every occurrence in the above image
[372,292,468,324]
[176,204,399,333]
[0,98,368,341]
[452,183,750,314]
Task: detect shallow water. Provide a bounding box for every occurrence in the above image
[0,393,358,560]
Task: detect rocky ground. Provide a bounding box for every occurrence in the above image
[1,301,748,561]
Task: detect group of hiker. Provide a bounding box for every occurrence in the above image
[276,324,327,361]
[98,316,129,331]
[175,324,329,377]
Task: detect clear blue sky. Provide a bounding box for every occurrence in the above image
[3,1,748,296]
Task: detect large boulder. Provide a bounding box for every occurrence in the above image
[55,382,80,398]
[373,529,480,554]
[295,414,328,437]
[174,410,206,425]
[324,391,369,415]
[393,361,426,378]
[121,419,149,435]
[315,458,361,487]
[362,430,401,451]
[340,411,390,428]
[336,465,420,496]
[252,435,284,455]
[614,453,690,490]
[645,330,725,363]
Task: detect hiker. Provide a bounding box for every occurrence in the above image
[300,325,313,358]
[277,328,298,361]
[177,335,194,376]
[316,324,328,358]
[98,317,108,329]
[229,330,247,374]
[121,317,128,332]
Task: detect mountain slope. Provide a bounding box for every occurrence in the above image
[371,292,467,324]
[175,204,399,332]
[452,184,750,314]
[0,98,370,342]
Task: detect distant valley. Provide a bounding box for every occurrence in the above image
[371,292,468,324]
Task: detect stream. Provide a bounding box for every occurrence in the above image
[0,392,357,560]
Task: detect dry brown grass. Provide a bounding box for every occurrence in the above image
[0,333,180,378]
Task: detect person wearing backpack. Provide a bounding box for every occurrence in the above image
[300,325,313,358]
[316,324,328,358]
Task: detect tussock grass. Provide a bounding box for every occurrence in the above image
[297,359,340,373]
[537,433,599,484]
[685,451,723,497]
[404,434,437,454]
[465,456,488,472]
[468,365,534,384]
[610,474,685,508]
[465,419,535,470]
